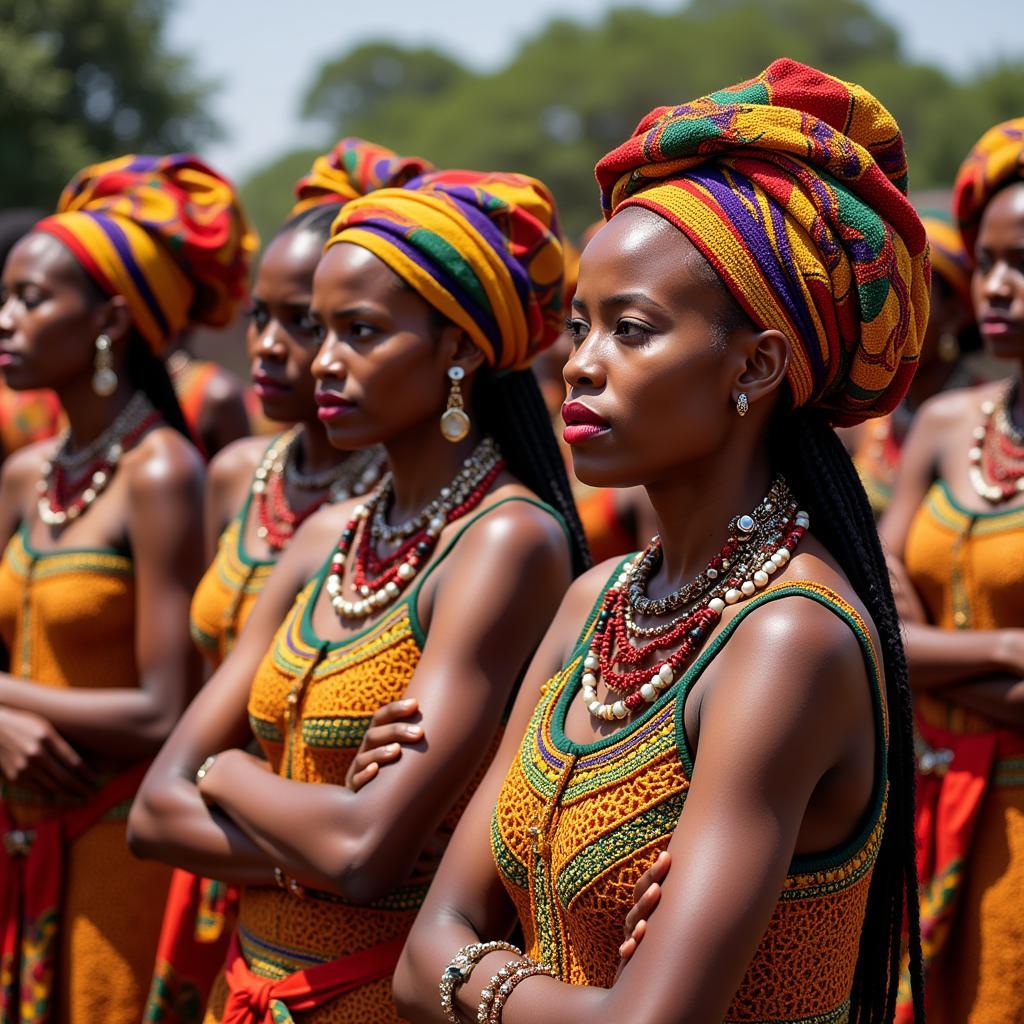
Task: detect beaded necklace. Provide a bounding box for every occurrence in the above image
[326,437,505,621]
[37,392,160,526]
[581,477,808,721]
[968,384,1024,504]
[251,426,383,551]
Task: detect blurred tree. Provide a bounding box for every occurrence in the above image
[0,0,218,209]
[245,0,1024,238]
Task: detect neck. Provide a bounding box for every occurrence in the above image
[643,436,773,600]
[1010,365,1024,431]
[55,375,137,450]
[384,421,486,522]
[295,419,347,475]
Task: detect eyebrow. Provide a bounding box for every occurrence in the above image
[603,291,671,316]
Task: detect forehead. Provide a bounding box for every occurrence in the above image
[978,181,1024,245]
[4,231,83,285]
[312,241,406,302]
[255,227,323,291]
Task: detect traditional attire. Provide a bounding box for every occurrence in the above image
[489,58,928,1022]
[894,119,1024,1024]
[0,385,62,457]
[0,154,254,1024]
[202,169,568,1023]
[147,139,432,1024]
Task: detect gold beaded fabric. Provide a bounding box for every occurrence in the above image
[491,569,888,1024]
[203,499,559,1023]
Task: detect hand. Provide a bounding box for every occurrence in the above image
[195,748,267,803]
[0,705,96,798]
[615,850,671,981]
[997,630,1024,677]
[344,699,423,792]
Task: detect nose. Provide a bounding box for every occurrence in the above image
[980,260,1014,303]
[563,328,606,394]
[255,319,288,360]
[312,331,346,384]
[0,294,16,335]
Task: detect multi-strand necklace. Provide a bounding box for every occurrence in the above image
[326,437,504,620]
[252,426,383,551]
[581,477,808,722]
[38,392,160,526]
[968,384,1024,504]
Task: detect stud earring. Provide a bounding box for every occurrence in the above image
[440,366,470,443]
[736,392,749,417]
[938,331,960,364]
[92,334,118,397]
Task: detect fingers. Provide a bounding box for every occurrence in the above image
[345,741,407,792]
[348,761,379,793]
[45,731,98,792]
[368,698,419,727]
[360,721,424,751]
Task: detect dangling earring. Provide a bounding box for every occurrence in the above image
[439,366,470,443]
[92,334,118,397]
[735,392,749,417]
[938,331,960,364]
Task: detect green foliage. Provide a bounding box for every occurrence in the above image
[243,0,1024,239]
[0,0,217,210]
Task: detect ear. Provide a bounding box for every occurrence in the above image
[92,295,133,348]
[438,323,487,378]
[732,328,790,410]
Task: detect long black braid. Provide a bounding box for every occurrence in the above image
[772,407,924,1024]
[475,368,591,578]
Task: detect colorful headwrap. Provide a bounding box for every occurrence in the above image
[953,118,1024,264]
[289,138,434,220]
[35,154,257,354]
[326,170,565,371]
[595,58,930,427]
[920,215,971,304]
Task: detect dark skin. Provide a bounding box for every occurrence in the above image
[202,224,371,567]
[128,241,572,904]
[0,231,204,793]
[392,207,882,1024]
[881,181,1024,730]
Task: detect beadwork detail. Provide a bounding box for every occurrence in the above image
[968,384,1024,504]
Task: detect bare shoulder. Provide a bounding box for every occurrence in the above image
[454,484,572,563]
[0,437,57,497]
[124,425,204,497]
[914,379,1003,435]
[207,435,268,492]
[202,364,247,406]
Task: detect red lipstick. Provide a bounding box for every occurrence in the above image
[561,400,610,445]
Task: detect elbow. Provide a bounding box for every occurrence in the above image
[126,779,174,860]
[322,834,404,906]
[392,948,422,1021]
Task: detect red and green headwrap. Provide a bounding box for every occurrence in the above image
[289,138,434,220]
[34,154,257,355]
[596,58,930,428]
[953,118,1024,265]
[325,170,565,371]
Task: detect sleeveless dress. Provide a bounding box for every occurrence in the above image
[492,570,887,1024]
[902,481,1024,1024]
[0,527,172,1024]
[203,497,565,1024]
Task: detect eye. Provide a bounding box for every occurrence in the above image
[295,313,320,336]
[17,286,45,310]
[350,321,378,341]
[564,316,589,341]
[246,303,269,330]
[614,318,655,342]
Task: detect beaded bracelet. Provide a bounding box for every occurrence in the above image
[439,941,523,1024]
[273,867,287,890]
[485,961,554,1024]
[476,958,551,1024]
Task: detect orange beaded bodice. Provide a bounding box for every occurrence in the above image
[492,574,887,1024]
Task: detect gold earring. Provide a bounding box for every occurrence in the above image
[938,331,960,363]
[736,392,749,417]
[440,366,470,443]
[92,334,118,397]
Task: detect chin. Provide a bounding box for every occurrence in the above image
[569,447,647,490]
[983,334,1024,361]
[320,418,384,453]
[0,363,49,391]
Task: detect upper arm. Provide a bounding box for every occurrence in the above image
[203,437,261,560]
[0,441,46,549]
[607,599,874,1023]
[201,371,251,458]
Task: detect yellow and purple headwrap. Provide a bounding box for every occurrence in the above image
[289,138,435,220]
[596,58,930,427]
[325,170,565,371]
[954,118,1024,265]
[35,154,257,355]
[920,215,971,304]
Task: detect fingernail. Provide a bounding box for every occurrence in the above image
[387,744,400,753]
[402,699,416,708]
[403,725,422,737]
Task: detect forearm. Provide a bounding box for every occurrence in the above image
[945,677,1024,731]
[0,674,178,756]
[128,770,278,885]
[902,623,1014,690]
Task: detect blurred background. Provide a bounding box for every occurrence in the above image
[3,0,1022,270]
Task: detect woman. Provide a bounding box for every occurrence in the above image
[0,154,254,1023]
[849,214,978,516]
[145,138,422,1024]
[128,169,589,1023]
[880,118,1024,1024]
[393,59,926,1024]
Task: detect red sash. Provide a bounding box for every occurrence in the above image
[0,763,148,1024]
[895,721,1024,1022]
[220,930,405,1024]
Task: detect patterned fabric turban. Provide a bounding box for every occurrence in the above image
[289,138,434,220]
[325,170,565,371]
[953,118,1024,265]
[35,154,256,354]
[596,58,930,427]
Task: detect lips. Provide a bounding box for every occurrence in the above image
[251,371,291,399]
[979,315,1020,337]
[561,400,610,445]
[315,389,356,422]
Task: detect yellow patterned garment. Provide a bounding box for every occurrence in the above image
[190,488,276,668]
[903,481,1024,1023]
[204,497,561,1024]
[0,528,172,1024]
[492,574,887,1024]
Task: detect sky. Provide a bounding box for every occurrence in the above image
[166,0,1024,184]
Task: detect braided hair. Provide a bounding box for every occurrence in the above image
[772,407,923,1023]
